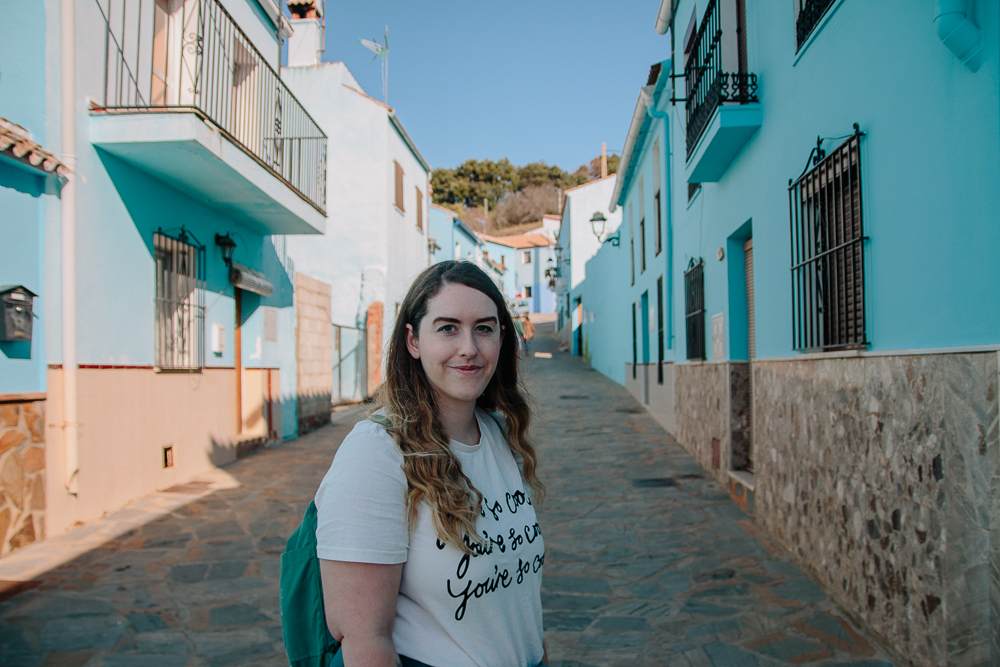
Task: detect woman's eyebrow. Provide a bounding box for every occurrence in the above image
[431,316,498,325]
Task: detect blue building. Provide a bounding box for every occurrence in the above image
[0,4,68,557]
[482,233,555,315]
[429,204,482,264]
[0,0,327,551]
[578,1,999,662]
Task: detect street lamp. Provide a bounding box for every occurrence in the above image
[590,211,620,246]
[215,233,236,265]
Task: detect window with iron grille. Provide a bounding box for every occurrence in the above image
[794,0,836,51]
[684,259,705,361]
[654,192,662,255]
[631,302,637,379]
[154,230,205,369]
[788,128,867,351]
[657,276,665,384]
[688,182,701,201]
[639,217,646,273]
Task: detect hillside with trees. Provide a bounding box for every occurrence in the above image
[431,153,619,232]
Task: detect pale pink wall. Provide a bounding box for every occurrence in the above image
[45,367,239,536]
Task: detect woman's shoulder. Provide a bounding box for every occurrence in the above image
[334,415,405,469]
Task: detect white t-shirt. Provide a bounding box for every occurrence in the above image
[314,409,545,667]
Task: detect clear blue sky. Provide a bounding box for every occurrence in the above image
[306,1,671,173]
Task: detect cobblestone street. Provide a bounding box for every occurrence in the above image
[0,324,895,666]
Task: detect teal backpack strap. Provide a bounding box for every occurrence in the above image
[280,501,341,667]
[368,413,393,428]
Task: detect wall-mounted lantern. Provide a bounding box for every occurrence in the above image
[215,233,237,265]
[0,285,37,342]
[590,211,620,247]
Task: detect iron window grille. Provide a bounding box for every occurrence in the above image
[684,259,705,361]
[684,0,758,159]
[639,217,646,272]
[795,0,836,51]
[95,0,328,214]
[654,191,662,255]
[688,182,701,201]
[788,126,868,352]
[154,228,205,369]
[631,302,638,379]
[657,276,665,384]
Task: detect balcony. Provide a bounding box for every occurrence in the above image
[684,0,761,183]
[90,0,326,235]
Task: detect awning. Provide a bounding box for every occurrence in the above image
[229,262,274,297]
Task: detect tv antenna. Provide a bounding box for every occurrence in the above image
[359,26,389,104]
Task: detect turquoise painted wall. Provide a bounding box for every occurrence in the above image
[665,0,1000,361]
[429,206,479,264]
[0,3,51,394]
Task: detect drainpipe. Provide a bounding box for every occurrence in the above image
[60,0,79,495]
[934,0,983,72]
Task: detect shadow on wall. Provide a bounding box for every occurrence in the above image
[0,341,31,360]
[96,149,293,318]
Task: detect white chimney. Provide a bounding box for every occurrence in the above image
[287,1,323,67]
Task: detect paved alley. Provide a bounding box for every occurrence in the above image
[527,325,895,666]
[0,325,895,666]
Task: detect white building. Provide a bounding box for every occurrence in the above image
[282,7,431,387]
[554,175,621,341]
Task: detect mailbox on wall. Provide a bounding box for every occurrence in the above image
[0,286,37,342]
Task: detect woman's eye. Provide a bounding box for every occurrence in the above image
[438,325,456,333]
[476,326,495,334]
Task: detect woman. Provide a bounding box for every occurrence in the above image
[314,261,548,667]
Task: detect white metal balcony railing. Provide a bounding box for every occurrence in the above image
[94,0,327,214]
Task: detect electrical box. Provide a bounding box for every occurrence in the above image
[211,323,225,355]
[0,286,37,342]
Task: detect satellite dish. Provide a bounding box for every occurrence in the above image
[359,26,389,104]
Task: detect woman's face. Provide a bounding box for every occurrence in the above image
[406,282,504,413]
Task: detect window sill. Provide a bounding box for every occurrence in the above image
[394,205,405,215]
[728,469,755,492]
[793,0,848,66]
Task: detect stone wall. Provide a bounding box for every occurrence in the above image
[295,273,333,434]
[0,399,45,557]
[674,362,729,486]
[754,352,999,666]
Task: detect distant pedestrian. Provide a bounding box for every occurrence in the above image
[522,315,535,355]
[313,261,549,666]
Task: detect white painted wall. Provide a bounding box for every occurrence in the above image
[562,176,620,290]
[281,62,429,369]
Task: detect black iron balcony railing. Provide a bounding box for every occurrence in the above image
[684,0,758,159]
[94,0,327,214]
[795,0,836,51]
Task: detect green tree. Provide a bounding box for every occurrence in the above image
[431,158,517,209]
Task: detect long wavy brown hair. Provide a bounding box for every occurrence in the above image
[374,261,544,553]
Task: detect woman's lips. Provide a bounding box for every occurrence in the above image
[453,365,482,373]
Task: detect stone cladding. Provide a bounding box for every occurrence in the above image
[0,399,45,557]
[754,352,999,666]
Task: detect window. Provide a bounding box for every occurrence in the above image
[789,128,867,351]
[522,250,532,264]
[454,242,461,260]
[524,285,533,298]
[639,217,646,273]
[394,160,404,211]
[415,186,423,230]
[684,259,705,361]
[794,0,836,51]
[631,302,637,379]
[154,230,205,369]
[688,182,701,201]
[657,276,665,384]
[629,202,635,285]
[654,192,662,255]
